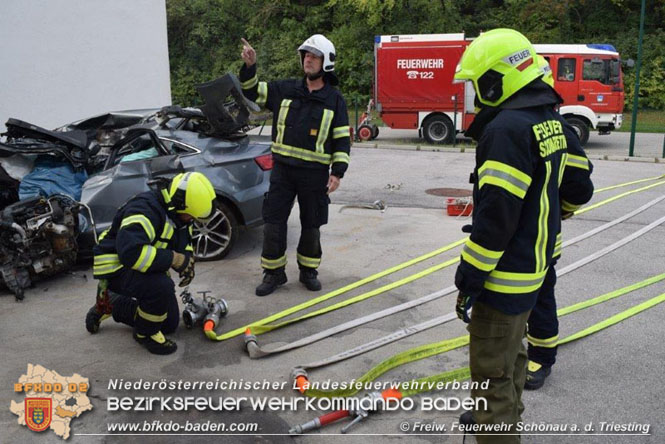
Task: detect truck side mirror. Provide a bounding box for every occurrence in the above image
[623,59,635,68]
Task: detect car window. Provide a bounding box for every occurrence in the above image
[160,138,198,154]
[557,58,576,82]
[113,133,163,166]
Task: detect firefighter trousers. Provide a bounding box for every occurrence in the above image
[526,265,559,367]
[261,162,330,272]
[468,301,530,444]
[108,268,179,336]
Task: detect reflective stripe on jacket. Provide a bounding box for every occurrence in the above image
[239,63,351,178]
[93,191,192,279]
[456,104,593,315]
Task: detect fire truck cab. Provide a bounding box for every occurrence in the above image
[534,44,624,145]
[370,34,624,146]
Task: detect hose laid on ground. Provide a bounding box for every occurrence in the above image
[246,200,665,358]
[594,174,665,193]
[206,175,665,342]
[576,180,665,215]
[293,271,665,400]
[288,285,665,433]
[205,238,466,341]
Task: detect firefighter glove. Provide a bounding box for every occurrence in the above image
[178,259,195,287]
[171,252,189,272]
[171,252,195,286]
[456,291,476,323]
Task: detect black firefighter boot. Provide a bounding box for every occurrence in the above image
[255,268,288,296]
[299,267,322,291]
[133,330,177,355]
[525,360,552,390]
[85,280,121,334]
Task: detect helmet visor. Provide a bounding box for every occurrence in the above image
[452,62,466,84]
[299,45,323,58]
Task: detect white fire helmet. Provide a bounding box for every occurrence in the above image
[298,34,336,72]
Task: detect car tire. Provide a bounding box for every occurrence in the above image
[192,201,238,261]
[566,117,590,146]
[423,115,454,144]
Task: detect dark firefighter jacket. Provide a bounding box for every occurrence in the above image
[239,63,351,178]
[92,190,194,279]
[456,80,594,314]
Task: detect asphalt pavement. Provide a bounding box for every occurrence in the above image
[2,142,665,443]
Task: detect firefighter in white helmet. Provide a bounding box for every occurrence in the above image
[239,35,351,296]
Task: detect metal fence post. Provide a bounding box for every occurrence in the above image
[354,97,359,142]
[629,0,646,157]
[452,95,457,148]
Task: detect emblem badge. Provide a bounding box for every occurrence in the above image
[25,398,52,432]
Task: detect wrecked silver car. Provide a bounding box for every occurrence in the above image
[0,74,271,299]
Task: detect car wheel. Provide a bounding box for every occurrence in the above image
[566,117,590,146]
[191,201,238,261]
[423,115,454,144]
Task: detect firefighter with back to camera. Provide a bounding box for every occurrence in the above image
[452,29,593,443]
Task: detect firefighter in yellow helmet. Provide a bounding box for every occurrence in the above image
[453,29,593,442]
[85,172,216,355]
[537,54,555,88]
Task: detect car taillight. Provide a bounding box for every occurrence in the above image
[254,154,274,171]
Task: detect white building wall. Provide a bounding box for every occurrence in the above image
[0,0,171,131]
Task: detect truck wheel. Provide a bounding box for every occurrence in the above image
[191,201,238,261]
[566,117,590,146]
[371,124,379,140]
[358,125,373,141]
[423,115,454,144]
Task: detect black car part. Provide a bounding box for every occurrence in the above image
[196,73,260,137]
[1,119,91,169]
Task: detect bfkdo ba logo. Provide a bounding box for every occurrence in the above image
[25,398,52,432]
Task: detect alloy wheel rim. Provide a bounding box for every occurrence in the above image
[192,208,231,259]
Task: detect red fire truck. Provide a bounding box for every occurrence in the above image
[362,33,624,146]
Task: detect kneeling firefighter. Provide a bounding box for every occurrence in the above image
[85,172,216,355]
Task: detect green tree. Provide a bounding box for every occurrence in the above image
[166,0,665,111]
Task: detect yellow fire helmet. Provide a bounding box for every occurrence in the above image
[167,172,216,219]
[454,28,542,107]
[537,55,554,88]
